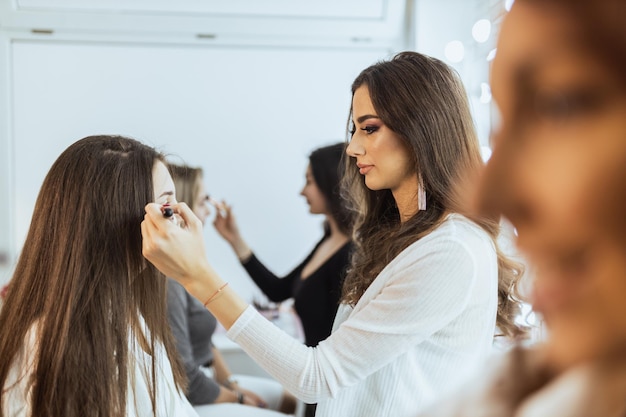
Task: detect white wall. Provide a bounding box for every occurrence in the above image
[5,40,389,300]
[0,1,407,299]
[0,1,505,302]
[415,0,503,148]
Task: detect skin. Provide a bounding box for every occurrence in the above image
[346,85,419,222]
[153,161,177,207]
[480,2,626,370]
[192,177,212,225]
[300,164,327,215]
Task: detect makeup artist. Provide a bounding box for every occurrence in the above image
[142,52,527,417]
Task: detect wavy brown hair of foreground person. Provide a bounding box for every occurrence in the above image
[340,52,528,339]
[0,136,186,417]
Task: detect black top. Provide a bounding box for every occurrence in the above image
[242,238,353,347]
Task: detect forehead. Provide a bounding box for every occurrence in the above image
[152,160,174,196]
[491,3,579,95]
[352,85,375,113]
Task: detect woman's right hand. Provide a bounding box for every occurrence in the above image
[212,201,239,243]
[142,202,213,288]
[212,202,252,261]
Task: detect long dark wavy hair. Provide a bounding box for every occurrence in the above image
[309,142,353,236]
[0,135,186,417]
[340,52,527,338]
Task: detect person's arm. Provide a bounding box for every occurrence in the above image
[241,253,310,302]
[143,203,249,329]
[226,235,482,402]
[166,281,264,406]
[143,203,480,402]
[213,201,309,302]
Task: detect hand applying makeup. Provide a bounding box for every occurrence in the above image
[142,202,249,329]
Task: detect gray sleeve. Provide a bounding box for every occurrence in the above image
[167,279,221,404]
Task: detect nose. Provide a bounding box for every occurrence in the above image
[346,134,364,157]
[475,127,529,226]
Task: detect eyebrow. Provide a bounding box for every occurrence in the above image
[356,114,380,124]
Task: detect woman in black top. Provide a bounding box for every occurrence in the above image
[214,143,353,417]
[214,143,354,348]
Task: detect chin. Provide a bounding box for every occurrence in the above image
[363,178,382,191]
[544,327,622,371]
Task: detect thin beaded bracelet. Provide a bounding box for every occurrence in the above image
[203,282,229,307]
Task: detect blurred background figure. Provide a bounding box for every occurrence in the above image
[421,1,626,416]
[212,143,353,417]
[213,142,353,348]
[167,163,297,416]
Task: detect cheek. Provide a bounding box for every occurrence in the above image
[543,244,626,367]
[562,122,626,242]
[510,123,625,248]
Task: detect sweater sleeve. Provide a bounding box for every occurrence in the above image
[166,279,221,404]
[227,233,482,403]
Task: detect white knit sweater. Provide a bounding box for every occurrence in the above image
[228,214,499,417]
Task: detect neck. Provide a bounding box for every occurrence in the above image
[392,175,421,223]
[325,215,349,241]
[392,191,419,223]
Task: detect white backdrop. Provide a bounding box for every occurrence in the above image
[6,39,390,299]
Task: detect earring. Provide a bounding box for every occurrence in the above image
[418,179,427,211]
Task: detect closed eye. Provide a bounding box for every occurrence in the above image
[361,125,379,134]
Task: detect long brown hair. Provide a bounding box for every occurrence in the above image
[340,52,526,339]
[0,135,186,417]
[167,163,204,208]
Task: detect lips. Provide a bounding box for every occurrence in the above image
[357,163,373,175]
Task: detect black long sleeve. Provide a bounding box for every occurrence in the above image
[241,239,353,346]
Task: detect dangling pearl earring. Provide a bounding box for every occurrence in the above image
[418,178,427,211]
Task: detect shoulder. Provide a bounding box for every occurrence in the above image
[433,214,491,241]
[388,214,494,273]
[417,214,494,254]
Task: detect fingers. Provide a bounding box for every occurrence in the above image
[222,200,232,216]
[215,200,231,219]
[174,202,203,232]
[241,391,267,408]
[141,206,162,261]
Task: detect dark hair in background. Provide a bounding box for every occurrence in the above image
[340,51,527,339]
[168,163,204,208]
[309,142,353,236]
[0,135,186,417]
